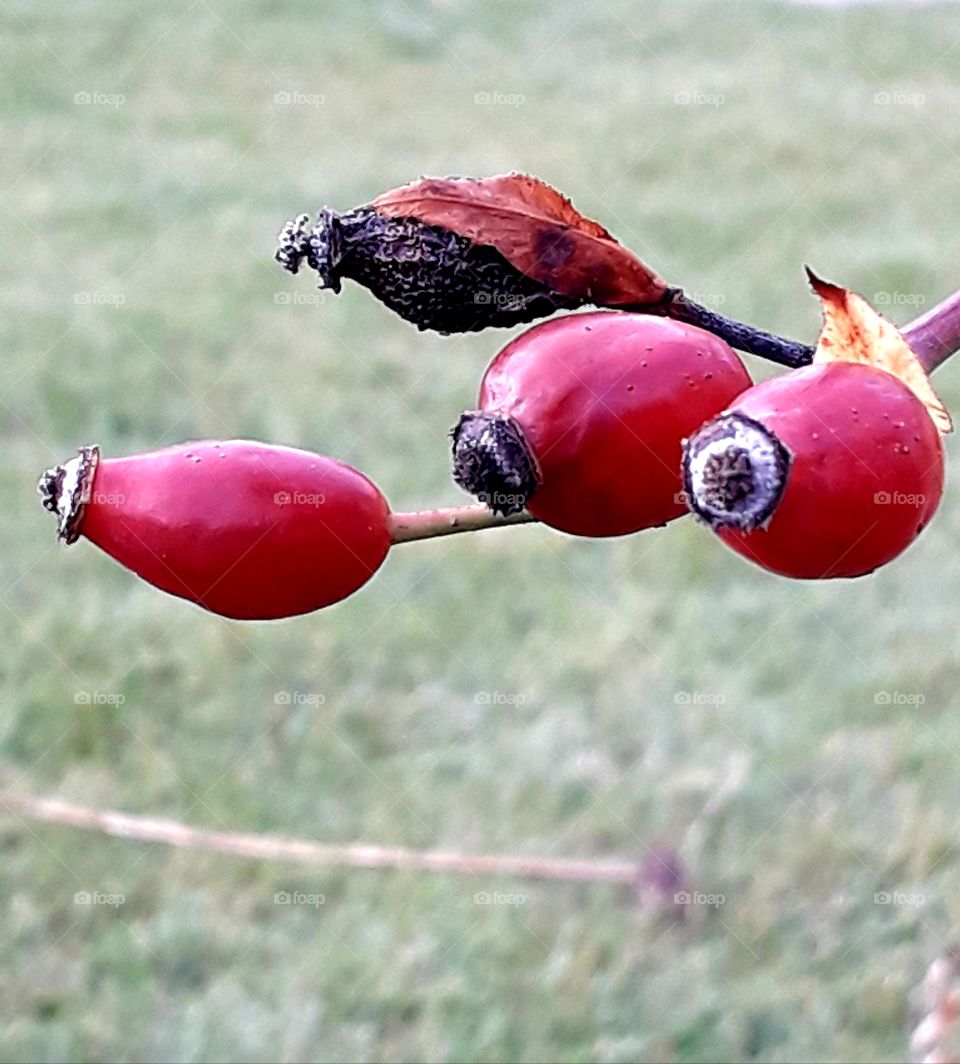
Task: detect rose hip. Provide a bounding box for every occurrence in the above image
[452,311,752,537]
[39,440,391,620]
[682,273,951,579]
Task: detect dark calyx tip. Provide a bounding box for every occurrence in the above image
[682,413,791,532]
[451,412,540,516]
[275,213,311,274]
[38,444,100,544]
[275,208,343,291]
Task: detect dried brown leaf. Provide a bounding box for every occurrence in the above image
[808,267,952,434]
[372,173,670,308]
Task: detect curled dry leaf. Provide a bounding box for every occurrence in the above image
[372,173,671,309]
[808,267,953,434]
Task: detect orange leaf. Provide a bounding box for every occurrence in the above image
[808,267,952,434]
[372,173,670,308]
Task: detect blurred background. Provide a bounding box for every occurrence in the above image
[4,1,960,1060]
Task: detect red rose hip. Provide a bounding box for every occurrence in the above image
[682,273,951,579]
[39,440,391,620]
[452,311,752,537]
[682,363,944,578]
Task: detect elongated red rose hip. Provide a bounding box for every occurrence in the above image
[682,273,952,579]
[452,311,752,537]
[39,441,391,620]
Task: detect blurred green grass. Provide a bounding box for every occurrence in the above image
[5,1,960,1060]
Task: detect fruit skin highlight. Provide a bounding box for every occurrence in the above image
[39,440,391,620]
[682,361,945,579]
[452,311,753,538]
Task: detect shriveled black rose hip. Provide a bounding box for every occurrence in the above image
[274,174,821,365]
[275,208,581,335]
[275,175,960,367]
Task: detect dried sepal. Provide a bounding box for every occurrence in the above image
[451,412,540,516]
[37,445,100,544]
[276,209,343,290]
[682,414,791,532]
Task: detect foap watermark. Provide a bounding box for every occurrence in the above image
[74,890,125,907]
[274,691,325,707]
[473,91,525,108]
[673,691,726,706]
[274,890,325,907]
[873,291,926,309]
[874,89,925,109]
[680,291,727,310]
[274,90,325,107]
[474,690,527,706]
[476,491,526,512]
[74,291,125,308]
[874,690,925,706]
[274,291,325,307]
[73,91,125,108]
[874,890,925,908]
[74,691,126,706]
[874,491,927,508]
[90,491,125,508]
[679,486,736,512]
[274,490,326,508]
[474,291,528,311]
[674,91,725,108]
[673,890,725,909]
[474,890,527,906]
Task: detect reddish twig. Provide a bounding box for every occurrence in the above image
[904,288,960,374]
